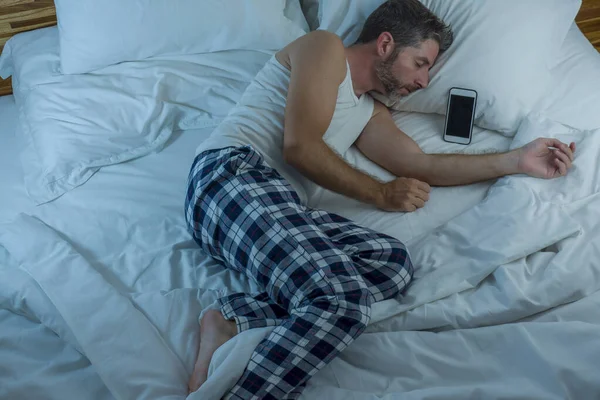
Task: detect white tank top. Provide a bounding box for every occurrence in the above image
[195,55,375,205]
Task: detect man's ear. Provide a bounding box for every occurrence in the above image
[376,32,395,59]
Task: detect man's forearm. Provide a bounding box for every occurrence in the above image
[284,141,383,205]
[404,151,522,186]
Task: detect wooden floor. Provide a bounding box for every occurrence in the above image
[0,0,599,97]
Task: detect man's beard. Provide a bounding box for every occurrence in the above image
[375,48,404,103]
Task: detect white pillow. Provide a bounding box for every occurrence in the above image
[533,23,600,131]
[0,27,274,204]
[318,0,582,135]
[56,0,308,74]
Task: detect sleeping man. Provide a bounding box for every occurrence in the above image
[184,0,576,398]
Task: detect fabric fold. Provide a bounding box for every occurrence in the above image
[0,214,189,399]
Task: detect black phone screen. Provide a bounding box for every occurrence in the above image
[446,95,475,138]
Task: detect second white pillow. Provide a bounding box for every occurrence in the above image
[318,0,582,135]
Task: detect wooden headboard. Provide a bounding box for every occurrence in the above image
[0,0,56,96]
[0,0,599,97]
[578,0,600,49]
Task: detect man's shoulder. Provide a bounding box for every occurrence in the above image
[284,31,347,81]
[288,30,345,56]
[278,30,345,72]
[303,30,343,44]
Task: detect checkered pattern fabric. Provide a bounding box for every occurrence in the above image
[185,145,414,400]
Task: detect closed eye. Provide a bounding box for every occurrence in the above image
[415,57,431,69]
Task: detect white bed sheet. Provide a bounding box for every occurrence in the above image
[0,95,35,222]
[0,92,515,399]
[1,63,600,400]
[0,91,600,399]
[0,93,241,399]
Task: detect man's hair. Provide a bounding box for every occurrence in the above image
[355,0,453,52]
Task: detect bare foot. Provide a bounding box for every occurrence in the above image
[188,309,237,393]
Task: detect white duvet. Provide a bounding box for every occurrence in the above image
[0,27,274,205]
[2,113,600,399]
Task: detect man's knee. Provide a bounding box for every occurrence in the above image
[314,288,372,331]
[339,300,371,329]
[299,284,371,322]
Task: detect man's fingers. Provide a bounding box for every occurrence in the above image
[542,138,568,150]
[402,203,418,213]
[414,180,431,193]
[542,138,562,149]
[558,142,574,162]
[543,138,574,161]
[410,196,426,209]
[555,158,567,176]
[413,188,430,202]
[553,149,572,169]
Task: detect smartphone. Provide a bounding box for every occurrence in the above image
[443,87,477,145]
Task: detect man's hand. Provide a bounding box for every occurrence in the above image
[376,177,431,212]
[517,138,576,179]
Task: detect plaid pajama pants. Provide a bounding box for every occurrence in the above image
[185,145,414,400]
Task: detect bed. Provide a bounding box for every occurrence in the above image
[1,1,600,399]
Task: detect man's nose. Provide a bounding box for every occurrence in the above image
[416,70,430,89]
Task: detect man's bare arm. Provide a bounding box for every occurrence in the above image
[282,31,384,206]
[356,102,575,186]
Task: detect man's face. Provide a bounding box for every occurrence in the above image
[375,39,439,102]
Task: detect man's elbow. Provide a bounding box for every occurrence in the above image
[283,145,297,165]
[283,143,307,167]
[282,140,321,167]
